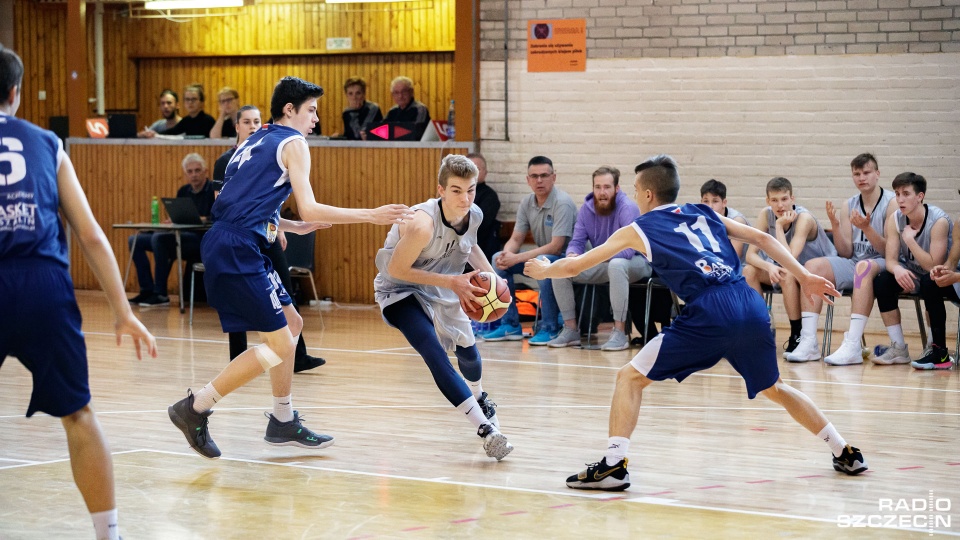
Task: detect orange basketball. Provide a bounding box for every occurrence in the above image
[464,271,512,323]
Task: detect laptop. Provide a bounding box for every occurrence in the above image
[162,197,204,225]
[107,114,138,138]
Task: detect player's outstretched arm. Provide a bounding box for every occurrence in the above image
[284,139,412,225]
[525,225,646,280]
[724,216,840,304]
[278,217,331,235]
[57,154,158,360]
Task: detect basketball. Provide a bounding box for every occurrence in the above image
[464,271,511,323]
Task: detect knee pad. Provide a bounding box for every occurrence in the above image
[254,343,284,371]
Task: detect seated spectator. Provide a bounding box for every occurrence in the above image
[138,89,180,137]
[483,156,576,345]
[743,177,836,355]
[340,77,382,140]
[918,191,960,369]
[127,153,215,306]
[700,179,749,259]
[163,84,216,138]
[385,76,431,139]
[826,173,950,366]
[547,166,651,351]
[467,153,502,262]
[209,86,239,139]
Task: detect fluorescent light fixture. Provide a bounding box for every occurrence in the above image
[325,0,417,3]
[145,0,245,9]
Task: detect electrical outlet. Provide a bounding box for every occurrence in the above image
[38,90,46,100]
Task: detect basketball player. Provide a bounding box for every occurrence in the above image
[168,77,411,459]
[373,154,513,460]
[0,47,158,540]
[525,155,867,491]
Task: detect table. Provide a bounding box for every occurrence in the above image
[113,223,211,313]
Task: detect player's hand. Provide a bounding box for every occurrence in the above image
[497,251,523,270]
[116,314,158,360]
[776,210,797,228]
[800,273,841,305]
[278,230,288,250]
[767,263,787,285]
[931,265,960,287]
[892,265,917,292]
[452,270,487,310]
[901,225,919,244]
[524,257,550,280]
[850,210,871,231]
[825,201,840,225]
[373,204,414,226]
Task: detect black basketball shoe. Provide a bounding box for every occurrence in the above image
[566,457,630,491]
[477,391,500,429]
[833,445,868,475]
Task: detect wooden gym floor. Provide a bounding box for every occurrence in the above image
[1,292,958,539]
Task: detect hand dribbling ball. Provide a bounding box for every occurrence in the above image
[464,271,512,323]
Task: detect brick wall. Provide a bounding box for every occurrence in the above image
[479,0,960,60]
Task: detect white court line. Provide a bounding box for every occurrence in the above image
[83,331,960,395]
[0,457,40,465]
[366,346,416,353]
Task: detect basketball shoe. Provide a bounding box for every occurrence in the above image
[478,423,513,460]
[911,343,955,370]
[566,458,631,491]
[482,323,523,342]
[825,333,864,366]
[168,389,221,459]
[782,334,802,357]
[784,335,821,362]
[833,445,868,475]
[264,411,334,449]
[869,341,910,365]
[477,391,500,429]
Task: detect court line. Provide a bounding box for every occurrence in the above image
[100,448,960,537]
[83,331,960,395]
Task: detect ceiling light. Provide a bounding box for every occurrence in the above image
[145,0,245,9]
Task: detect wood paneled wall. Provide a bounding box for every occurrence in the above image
[12,0,455,138]
[137,53,454,139]
[67,141,468,304]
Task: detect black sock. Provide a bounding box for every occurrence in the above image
[789,319,801,336]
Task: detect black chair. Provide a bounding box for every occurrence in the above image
[285,231,324,329]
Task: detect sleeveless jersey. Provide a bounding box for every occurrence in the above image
[0,113,68,266]
[845,188,895,262]
[894,204,952,275]
[374,199,483,350]
[213,123,304,243]
[724,206,748,224]
[631,203,742,303]
[760,205,836,264]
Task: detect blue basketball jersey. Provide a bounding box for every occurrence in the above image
[0,113,69,267]
[213,123,304,243]
[631,203,742,302]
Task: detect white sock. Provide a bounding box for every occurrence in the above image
[848,314,868,342]
[467,378,484,400]
[192,383,222,414]
[91,508,119,540]
[800,312,819,339]
[886,324,905,347]
[273,395,294,423]
[456,396,489,430]
[816,422,847,458]
[604,436,631,464]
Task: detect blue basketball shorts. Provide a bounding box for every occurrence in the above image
[628,279,779,399]
[201,223,292,333]
[0,259,91,417]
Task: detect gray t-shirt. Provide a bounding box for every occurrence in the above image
[760,204,837,265]
[514,187,577,251]
[148,118,175,134]
[894,204,952,276]
[846,188,896,262]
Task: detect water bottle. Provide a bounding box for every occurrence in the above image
[151,196,160,225]
[446,99,455,139]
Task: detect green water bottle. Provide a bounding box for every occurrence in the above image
[151,196,159,225]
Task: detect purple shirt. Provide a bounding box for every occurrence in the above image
[567,190,640,260]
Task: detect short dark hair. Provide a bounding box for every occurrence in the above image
[235,104,259,123]
[700,179,727,199]
[270,76,324,121]
[343,76,367,93]
[766,177,793,196]
[635,154,680,204]
[850,153,878,171]
[0,46,24,102]
[527,155,553,170]
[159,89,178,103]
[184,83,205,102]
[592,166,620,187]
[892,172,926,195]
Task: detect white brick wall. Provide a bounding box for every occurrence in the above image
[478,52,960,337]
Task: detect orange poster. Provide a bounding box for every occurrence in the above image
[527,19,586,73]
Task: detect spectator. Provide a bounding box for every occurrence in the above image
[209,86,239,138]
[340,77,382,140]
[384,76,431,139]
[138,89,180,137]
[164,84,216,138]
[467,153,502,262]
[700,179,749,259]
[127,153,215,306]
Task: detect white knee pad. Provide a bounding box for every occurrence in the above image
[254,343,284,370]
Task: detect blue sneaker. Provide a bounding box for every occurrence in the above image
[528,328,559,346]
[483,323,523,342]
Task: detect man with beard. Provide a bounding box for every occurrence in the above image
[138,89,181,137]
[547,166,651,351]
